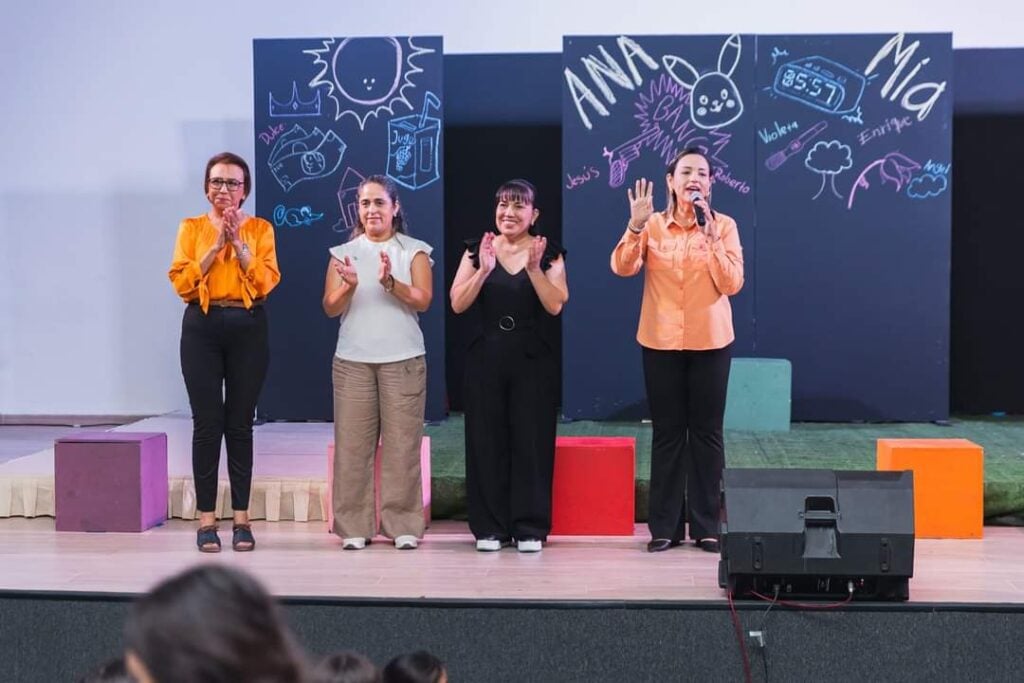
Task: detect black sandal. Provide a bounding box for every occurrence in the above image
[197,525,221,553]
[232,523,255,552]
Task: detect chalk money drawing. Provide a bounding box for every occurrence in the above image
[306,37,434,130]
[268,125,347,192]
[662,34,744,130]
[269,82,322,118]
[804,140,853,200]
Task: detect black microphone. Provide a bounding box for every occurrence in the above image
[689,191,707,228]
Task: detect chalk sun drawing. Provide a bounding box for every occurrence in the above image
[305,37,433,130]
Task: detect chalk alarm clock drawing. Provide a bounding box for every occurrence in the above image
[772,56,866,115]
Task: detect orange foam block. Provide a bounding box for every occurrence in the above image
[551,436,636,535]
[325,437,431,533]
[876,438,983,539]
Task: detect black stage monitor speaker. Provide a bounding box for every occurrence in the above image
[719,468,914,601]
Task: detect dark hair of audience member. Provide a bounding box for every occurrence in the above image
[77,657,133,683]
[312,650,381,683]
[381,651,447,683]
[123,565,305,683]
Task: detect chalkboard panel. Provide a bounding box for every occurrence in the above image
[754,33,952,420]
[561,35,758,419]
[253,37,445,421]
[562,33,952,422]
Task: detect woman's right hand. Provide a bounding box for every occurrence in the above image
[627,178,654,231]
[333,256,358,286]
[478,232,497,275]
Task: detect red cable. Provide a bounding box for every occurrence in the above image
[727,589,754,683]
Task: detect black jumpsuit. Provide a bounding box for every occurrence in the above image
[462,238,564,542]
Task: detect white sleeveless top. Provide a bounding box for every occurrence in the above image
[329,233,433,363]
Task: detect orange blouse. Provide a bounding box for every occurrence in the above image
[168,214,281,312]
[610,211,744,351]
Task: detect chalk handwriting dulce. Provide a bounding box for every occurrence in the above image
[259,123,286,145]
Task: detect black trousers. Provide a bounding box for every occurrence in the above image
[642,344,731,541]
[463,332,557,541]
[180,304,269,513]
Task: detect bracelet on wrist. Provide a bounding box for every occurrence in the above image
[627,222,643,234]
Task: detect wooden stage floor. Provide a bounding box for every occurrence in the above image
[1,517,1022,605]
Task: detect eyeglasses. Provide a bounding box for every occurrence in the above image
[209,178,244,191]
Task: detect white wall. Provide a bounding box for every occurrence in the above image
[1,0,1020,415]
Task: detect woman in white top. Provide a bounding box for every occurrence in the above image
[322,174,433,550]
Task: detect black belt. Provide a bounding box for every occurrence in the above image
[491,315,536,332]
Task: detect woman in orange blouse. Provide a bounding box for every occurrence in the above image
[168,152,280,553]
[610,147,743,554]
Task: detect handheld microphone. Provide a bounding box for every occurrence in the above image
[689,191,707,228]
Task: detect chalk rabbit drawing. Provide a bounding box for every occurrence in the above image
[662,34,744,130]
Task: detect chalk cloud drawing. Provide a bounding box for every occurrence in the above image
[907,174,948,199]
[387,92,441,190]
[662,34,744,130]
[269,82,322,118]
[804,140,853,200]
[305,37,433,130]
[268,124,347,192]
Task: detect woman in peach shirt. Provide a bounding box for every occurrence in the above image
[610,147,744,554]
[168,152,280,553]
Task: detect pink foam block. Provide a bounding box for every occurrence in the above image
[54,432,168,532]
[326,437,432,532]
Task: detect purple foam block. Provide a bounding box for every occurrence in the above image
[54,432,168,532]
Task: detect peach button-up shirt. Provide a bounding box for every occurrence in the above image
[610,211,744,351]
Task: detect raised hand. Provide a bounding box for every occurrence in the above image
[526,235,547,273]
[478,232,497,275]
[333,255,358,286]
[223,207,246,250]
[627,178,654,230]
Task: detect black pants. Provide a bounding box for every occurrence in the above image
[180,304,269,513]
[463,332,557,541]
[642,344,731,541]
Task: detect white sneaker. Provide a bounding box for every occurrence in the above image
[475,537,504,552]
[342,537,366,550]
[517,538,542,553]
[394,535,418,550]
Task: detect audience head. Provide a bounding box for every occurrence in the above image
[381,651,447,683]
[311,651,381,683]
[123,564,304,683]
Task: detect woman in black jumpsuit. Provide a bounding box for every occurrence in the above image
[450,180,569,552]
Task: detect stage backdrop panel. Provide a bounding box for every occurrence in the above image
[754,33,952,421]
[561,35,758,419]
[563,33,951,422]
[253,37,445,421]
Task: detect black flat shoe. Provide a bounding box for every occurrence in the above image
[647,538,676,553]
[697,538,720,553]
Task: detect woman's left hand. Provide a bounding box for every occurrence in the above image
[693,195,718,242]
[378,251,393,286]
[223,207,246,250]
[526,235,547,273]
